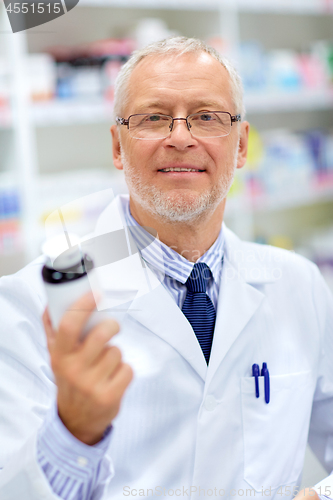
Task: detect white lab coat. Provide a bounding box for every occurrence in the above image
[0,194,332,500]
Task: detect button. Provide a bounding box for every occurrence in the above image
[204,395,217,411]
[77,456,88,467]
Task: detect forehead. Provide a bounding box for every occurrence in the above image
[125,51,234,113]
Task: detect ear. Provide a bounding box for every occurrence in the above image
[236,121,250,170]
[111,125,123,171]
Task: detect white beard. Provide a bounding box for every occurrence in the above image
[121,147,238,224]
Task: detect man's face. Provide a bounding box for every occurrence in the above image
[111,51,249,223]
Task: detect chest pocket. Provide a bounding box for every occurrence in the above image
[241,371,314,492]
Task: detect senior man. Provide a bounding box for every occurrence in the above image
[0,37,333,500]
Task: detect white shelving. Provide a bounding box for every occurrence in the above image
[0,1,332,483]
[227,179,333,214]
[77,0,333,14]
[78,0,220,9]
[245,89,333,114]
[28,90,333,127]
[0,0,333,270]
[1,88,333,129]
[0,108,11,129]
[234,0,333,14]
[32,99,114,127]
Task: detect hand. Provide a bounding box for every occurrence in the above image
[43,292,133,445]
[294,488,319,499]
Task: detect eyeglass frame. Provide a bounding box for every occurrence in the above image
[115,111,242,139]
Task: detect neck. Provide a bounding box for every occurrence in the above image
[129,197,226,263]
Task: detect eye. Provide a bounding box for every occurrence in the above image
[200,113,214,121]
[147,114,162,122]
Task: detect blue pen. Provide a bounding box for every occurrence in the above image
[261,362,270,404]
[252,363,260,398]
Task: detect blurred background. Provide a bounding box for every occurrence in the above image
[0,0,332,487]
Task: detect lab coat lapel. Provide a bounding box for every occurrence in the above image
[127,283,208,381]
[93,195,207,381]
[93,197,278,384]
[205,226,277,386]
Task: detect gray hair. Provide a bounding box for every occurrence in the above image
[113,36,245,122]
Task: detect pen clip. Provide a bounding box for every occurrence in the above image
[252,363,260,398]
[261,362,270,404]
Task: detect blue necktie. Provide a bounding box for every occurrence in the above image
[182,262,216,364]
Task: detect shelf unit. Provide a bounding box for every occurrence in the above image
[0,0,333,272]
[2,88,333,129]
[77,0,333,13]
[0,0,332,483]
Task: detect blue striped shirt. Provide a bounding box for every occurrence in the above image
[37,197,225,500]
[37,403,113,500]
[122,197,224,311]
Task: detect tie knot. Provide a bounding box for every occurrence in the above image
[185,262,212,293]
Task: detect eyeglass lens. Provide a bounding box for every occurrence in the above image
[128,113,231,139]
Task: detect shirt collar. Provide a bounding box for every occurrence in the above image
[122,197,224,285]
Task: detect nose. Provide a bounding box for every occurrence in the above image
[165,118,197,150]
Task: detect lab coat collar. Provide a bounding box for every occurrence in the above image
[128,282,209,380]
[222,223,282,285]
[93,195,208,380]
[93,195,279,382]
[204,224,281,384]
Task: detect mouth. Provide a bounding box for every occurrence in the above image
[158,166,205,173]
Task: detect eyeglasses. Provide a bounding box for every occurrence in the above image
[115,111,241,140]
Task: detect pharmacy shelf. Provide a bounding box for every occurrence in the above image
[5,170,333,215]
[31,99,114,127]
[77,0,223,11]
[1,168,333,264]
[235,0,333,14]
[30,170,333,222]
[245,89,333,114]
[1,89,333,129]
[78,0,333,14]
[227,177,333,215]
[28,89,333,127]
[0,109,12,129]
[253,182,333,212]
[1,0,333,270]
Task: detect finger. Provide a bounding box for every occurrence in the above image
[42,307,56,351]
[105,363,133,401]
[55,292,97,354]
[79,319,120,366]
[89,345,122,383]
